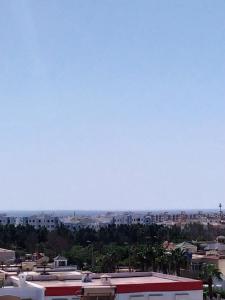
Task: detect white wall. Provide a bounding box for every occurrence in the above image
[116,290,202,300]
[10,276,45,300]
[0,287,43,300]
[45,290,202,300]
[45,297,80,300]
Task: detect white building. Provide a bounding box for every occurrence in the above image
[0,273,44,300]
[54,255,68,268]
[0,215,16,226]
[131,214,145,225]
[61,216,112,231]
[112,213,145,226]
[5,271,203,300]
[23,215,59,231]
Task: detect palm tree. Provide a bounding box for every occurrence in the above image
[200,263,222,300]
[97,252,118,273]
[135,248,147,271]
[155,251,165,273]
[170,248,188,276]
[134,245,158,272]
[153,246,171,273]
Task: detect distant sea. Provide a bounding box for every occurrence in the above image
[0,209,219,217]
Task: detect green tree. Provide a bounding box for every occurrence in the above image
[96,252,118,273]
[200,264,222,300]
[170,248,188,276]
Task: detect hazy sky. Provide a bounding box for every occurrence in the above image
[0,1,224,211]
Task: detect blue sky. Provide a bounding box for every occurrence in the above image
[0,1,224,210]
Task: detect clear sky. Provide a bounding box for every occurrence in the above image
[0,0,224,211]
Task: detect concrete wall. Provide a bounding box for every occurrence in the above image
[116,291,202,300]
[45,290,203,300]
[0,249,15,263]
[45,297,80,300]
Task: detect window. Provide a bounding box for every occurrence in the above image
[82,296,114,300]
[130,295,144,300]
[59,260,66,266]
[149,295,163,300]
[175,294,190,300]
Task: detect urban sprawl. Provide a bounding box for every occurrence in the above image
[0,208,225,300]
[1,209,225,231]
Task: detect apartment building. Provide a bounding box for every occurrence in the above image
[112,214,145,226]
[0,215,16,226]
[23,215,59,231]
[62,216,111,231]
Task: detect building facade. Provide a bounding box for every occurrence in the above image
[23,215,59,231]
[0,215,16,226]
[7,271,203,300]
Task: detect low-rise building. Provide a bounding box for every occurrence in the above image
[204,242,225,256]
[54,255,68,268]
[175,242,198,254]
[0,248,15,263]
[7,271,203,300]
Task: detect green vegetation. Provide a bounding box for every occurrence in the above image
[200,264,222,299]
[0,222,223,274]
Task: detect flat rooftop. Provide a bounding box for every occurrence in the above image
[21,272,203,295]
[0,248,15,252]
[33,275,177,287]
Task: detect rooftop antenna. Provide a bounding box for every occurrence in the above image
[219,203,222,219]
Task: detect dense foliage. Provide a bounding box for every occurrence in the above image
[0,222,223,274]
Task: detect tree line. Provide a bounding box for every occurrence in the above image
[0,222,223,273]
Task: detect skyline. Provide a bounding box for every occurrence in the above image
[0,207,224,213]
[0,1,224,210]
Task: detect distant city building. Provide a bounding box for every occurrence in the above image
[61,215,112,231]
[0,215,16,226]
[22,215,59,231]
[0,209,224,231]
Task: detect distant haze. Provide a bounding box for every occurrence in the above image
[0,1,224,210]
[0,209,221,218]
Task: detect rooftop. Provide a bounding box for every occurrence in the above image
[19,271,202,295]
[54,255,67,261]
[0,248,15,252]
[32,275,177,287]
